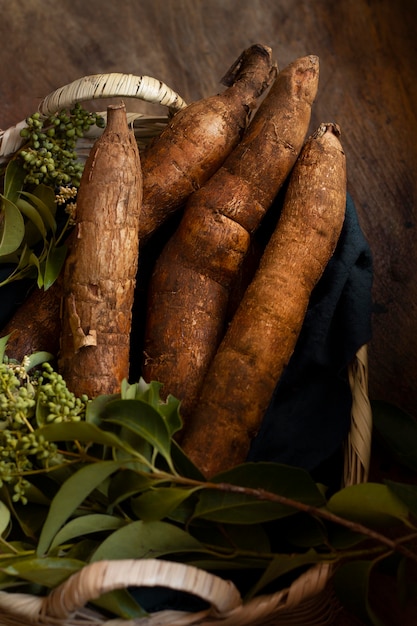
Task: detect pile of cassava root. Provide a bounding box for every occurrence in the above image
[3,45,347,477]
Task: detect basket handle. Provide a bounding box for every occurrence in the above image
[38,72,187,118]
[42,558,242,620]
[0,72,187,162]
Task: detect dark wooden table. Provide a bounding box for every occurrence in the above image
[1,1,416,624]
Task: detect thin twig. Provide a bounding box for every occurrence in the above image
[146,467,417,563]
[210,481,417,565]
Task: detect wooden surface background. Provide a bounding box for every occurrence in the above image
[1,1,416,624]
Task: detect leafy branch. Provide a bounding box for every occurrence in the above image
[207,480,417,565]
[0,105,105,291]
[0,354,417,624]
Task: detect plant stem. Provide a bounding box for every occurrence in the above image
[145,467,417,564]
[0,536,20,555]
[211,481,417,565]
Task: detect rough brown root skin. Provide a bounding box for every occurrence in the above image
[58,103,142,398]
[1,279,62,361]
[142,56,319,423]
[138,44,276,241]
[180,122,347,477]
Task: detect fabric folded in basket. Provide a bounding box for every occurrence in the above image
[247,193,373,475]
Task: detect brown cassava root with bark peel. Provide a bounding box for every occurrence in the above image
[1,46,274,360]
[1,229,77,362]
[58,103,142,398]
[142,55,319,422]
[180,122,347,477]
[138,44,276,241]
[1,279,62,361]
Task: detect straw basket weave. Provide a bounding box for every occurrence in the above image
[0,75,373,626]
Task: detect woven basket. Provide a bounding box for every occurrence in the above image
[0,75,373,626]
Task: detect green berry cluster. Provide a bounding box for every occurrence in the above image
[19,103,105,188]
[0,430,58,504]
[0,359,88,504]
[0,359,36,428]
[36,362,88,424]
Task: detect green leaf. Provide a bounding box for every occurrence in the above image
[113,425,153,471]
[372,401,417,472]
[50,514,127,551]
[0,197,25,256]
[157,394,183,438]
[15,197,47,238]
[0,555,36,585]
[120,378,140,400]
[0,485,48,540]
[63,537,100,563]
[92,589,147,620]
[194,463,325,524]
[4,557,84,588]
[21,482,51,507]
[385,480,417,520]
[13,503,51,540]
[3,158,25,203]
[0,540,34,556]
[102,399,173,470]
[24,351,54,371]
[333,560,386,626]
[326,524,366,550]
[327,483,412,529]
[43,243,67,289]
[23,217,44,249]
[36,421,139,456]
[120,380,183,438]
[195,492,285,525]
[397,556,417,608]
[121,378,161,404]
[12,243,32,273]
[26,250,42,287]
[247,549,325,599]
[212,463,326,503]
[171,440,206,481]
[90,520,204,562]
[30,184,57,216]
[20,189,57,233]
[86,392,119,423]
[107,469,157,507]
[191,521,271,555]
[0,501,11,537]
[37,460,123,556]
[0,334,11,362]
[124,378,164,407]
[131,486,201,522]
[165,491,200,526]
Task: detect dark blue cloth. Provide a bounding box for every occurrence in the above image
[247,194,373,472]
